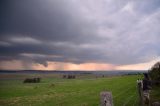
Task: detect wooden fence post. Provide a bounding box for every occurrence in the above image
[137,80,144,106]
[100,91,113,106]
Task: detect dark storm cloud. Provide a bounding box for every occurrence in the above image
[0,0,160,66]
[0,0,102,43]
[0,0,96,64]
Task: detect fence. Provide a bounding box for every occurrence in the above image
[137,80,150,106]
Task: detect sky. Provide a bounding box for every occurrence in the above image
[0,0,160,71]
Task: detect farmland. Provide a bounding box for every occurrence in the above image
[0,73,142,106]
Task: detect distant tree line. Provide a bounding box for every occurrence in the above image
[23,77,41,83]
[63,75,76,79]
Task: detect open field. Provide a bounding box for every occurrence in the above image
[0,74,142,106]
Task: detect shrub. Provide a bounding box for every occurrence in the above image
[148,62,160,81]
[23,77,41,83]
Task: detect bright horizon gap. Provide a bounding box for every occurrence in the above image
[0,58,159,71]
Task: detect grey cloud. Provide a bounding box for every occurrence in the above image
[0,0,101,44]
[134,0,160,14]
[0,0,160,67]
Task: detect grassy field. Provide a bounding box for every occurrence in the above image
[150,85,160,104]
[0,74,142,106]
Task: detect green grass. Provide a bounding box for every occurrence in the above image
[150,85,160,103]
[0,75,141,106]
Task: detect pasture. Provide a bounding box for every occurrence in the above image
[0,74,141,106]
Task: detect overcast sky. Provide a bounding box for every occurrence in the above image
[0,0,160,70]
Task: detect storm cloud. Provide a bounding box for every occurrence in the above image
[0,0,160,67]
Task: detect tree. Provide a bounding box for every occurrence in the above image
[148,62,160,81]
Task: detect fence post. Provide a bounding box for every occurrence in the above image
[137,80,144,106]
[100,91,113,106]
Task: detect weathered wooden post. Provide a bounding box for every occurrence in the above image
[137,80,144,106]
[100,91,113,106]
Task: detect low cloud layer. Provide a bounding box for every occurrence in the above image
[0,0,160,69]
